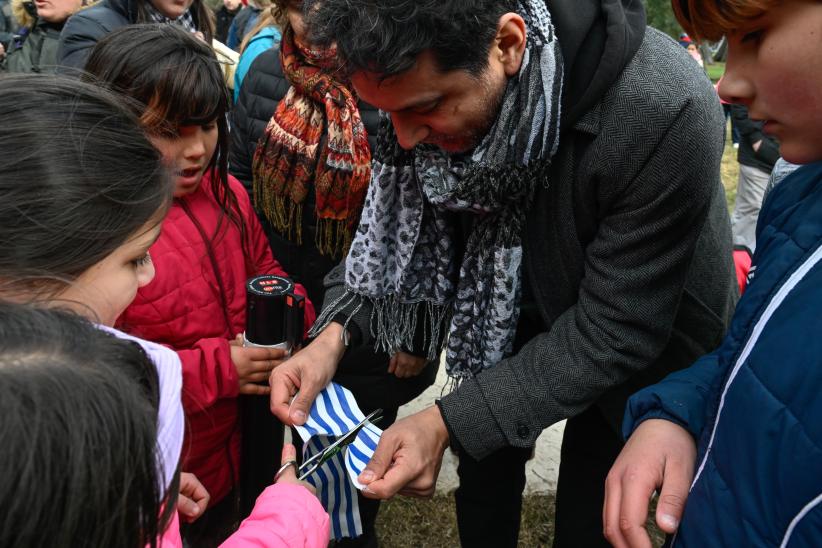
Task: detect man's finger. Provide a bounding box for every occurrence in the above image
[388,355,397,374]
[358,434,399,487]
[617,466,657,548]
[270,368,298,422]
[288,377,323,426]
[362,460,424,500]
[655,456,691,534]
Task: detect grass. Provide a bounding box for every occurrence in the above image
[706,61,726,83]
[375,492,666,547]
[371,132,740,548]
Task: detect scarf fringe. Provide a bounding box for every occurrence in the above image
[254,173,304,244]
[316,218,354,259]
[309,291,452,362]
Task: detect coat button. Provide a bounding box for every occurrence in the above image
[516,423,530,440]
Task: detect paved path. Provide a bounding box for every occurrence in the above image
[397,364,565,494]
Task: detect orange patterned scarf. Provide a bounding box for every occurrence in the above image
[252,28,371,258]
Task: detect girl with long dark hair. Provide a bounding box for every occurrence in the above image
[84,24,315,545]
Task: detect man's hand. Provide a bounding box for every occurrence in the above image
[269,323,347,425]
[177,472,210,523]
[603,419,696,548]
[357,405,450,499]
[388,351,428,378]
[230,335,289,395]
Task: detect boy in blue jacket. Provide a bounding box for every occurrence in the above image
[603,1,822,547]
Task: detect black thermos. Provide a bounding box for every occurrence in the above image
[239,275,305,516]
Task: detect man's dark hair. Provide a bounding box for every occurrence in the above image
[305,0,519,77]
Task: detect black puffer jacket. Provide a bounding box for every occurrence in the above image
[229,46,436,411]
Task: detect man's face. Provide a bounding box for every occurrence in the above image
[719,1,822,164]
[350,49,509,153]
[34,0,80,23]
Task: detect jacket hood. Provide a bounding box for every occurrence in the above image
[547,0,646,129]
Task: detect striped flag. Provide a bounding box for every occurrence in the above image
[294,382,382,539]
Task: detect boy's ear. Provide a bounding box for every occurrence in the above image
[495,13,527,77]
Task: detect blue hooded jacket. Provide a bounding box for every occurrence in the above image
[625,163,822,547]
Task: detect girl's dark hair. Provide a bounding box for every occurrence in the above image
[135,0,216,42]
[85,24,245,244]
[0,74,172,297]
[0,301,174,548]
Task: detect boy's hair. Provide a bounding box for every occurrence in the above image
[85,24,245,244]
[0,74,172,297]
[673,0,777,42]
[0,301,172,548]
[304,0,518,78]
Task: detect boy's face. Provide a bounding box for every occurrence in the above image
[719,1,822,164]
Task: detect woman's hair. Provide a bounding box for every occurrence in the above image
[85,24,245,243]
[673,0,778,42]
[239,2,286,53]
[135,0,216,42]
[0,301,172,548]
[0,74,172,298]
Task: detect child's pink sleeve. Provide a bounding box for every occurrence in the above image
[220,483,330,548]
[176,338,239,412]
[230,176,317,334]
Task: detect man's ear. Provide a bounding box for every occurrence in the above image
[495,13,527,77]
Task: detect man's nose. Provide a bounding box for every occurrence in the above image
[392,115,429,150]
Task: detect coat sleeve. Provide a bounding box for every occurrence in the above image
[622,352,722,440]
[176,336,240,413]
[232,177,317,332]
[56,12,105,72]
[219,483,330,548]
[439,92,727,460]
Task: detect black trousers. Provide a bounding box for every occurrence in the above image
[455,405,624,548]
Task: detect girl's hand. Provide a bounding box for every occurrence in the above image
[388,351,428,378]
[230,335,288,395]
[275,444,317,496]
[178,472,210,523]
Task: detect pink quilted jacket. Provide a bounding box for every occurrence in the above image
[160,484,330,548]
[118,172,315,504]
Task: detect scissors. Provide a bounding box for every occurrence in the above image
[276,408,383,482]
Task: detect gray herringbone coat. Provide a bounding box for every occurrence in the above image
[327,28,738,460]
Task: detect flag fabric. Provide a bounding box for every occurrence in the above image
[294,382,382,539]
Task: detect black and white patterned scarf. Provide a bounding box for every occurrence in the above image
[146,4,197,34]
[312,0,563,380]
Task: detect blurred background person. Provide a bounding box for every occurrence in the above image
[730,103,780,254]
[1,0,80,72]
[213,0,240,44]
[57,0,215,70]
